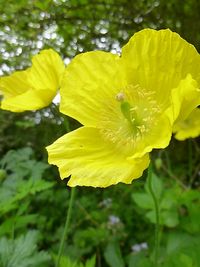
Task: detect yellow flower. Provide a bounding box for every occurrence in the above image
[0,49,65,112]
[47,29,200,187]
[173,108,200,140]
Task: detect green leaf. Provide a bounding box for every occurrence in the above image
[179,189,200,233]
[0,169,6,180]
[85,255,96,267]
[128,252,153,267]
[53,255,96,267]
[132,193,154,209]
[161,209,179,227]
[179,253,193,267]
[104,241,125,267]
[0,148,54,215]
[0,231,50,267]
[55,255,78,267]
[0,214,38,236]
[163,231,200,267]
[34,0,51,10]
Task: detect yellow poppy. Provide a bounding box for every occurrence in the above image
[173,108,200,140]
[47,29,200,187]
[0,49,65,112]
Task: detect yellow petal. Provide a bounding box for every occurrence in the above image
[0,70,29,98]
[166,74,200,124]
[46,127,150,187]
[128,112,172,159]
[122,29,200,105]
[173,108,200,140]
[60,51,125,126]
[1,88,55,112]
[0,49,65,112]
[28,49,64,90]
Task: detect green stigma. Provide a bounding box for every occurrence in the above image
[120,101,132,123]
[116,92,144,135]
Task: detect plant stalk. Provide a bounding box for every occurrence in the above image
[56,187,76,267]
[147,164,160,267]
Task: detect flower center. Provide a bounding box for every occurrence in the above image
[100,85,161,148]
[116,87,160,137]
[116,94,145,137]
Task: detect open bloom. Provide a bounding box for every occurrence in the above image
[173,108,200,140]
[47,29,200,187]
[0,49,65,112]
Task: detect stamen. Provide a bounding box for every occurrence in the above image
[130,107,138,111]
[137,125,146,133]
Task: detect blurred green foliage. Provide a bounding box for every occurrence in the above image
[0,0,200,266]
[0,145,199,266]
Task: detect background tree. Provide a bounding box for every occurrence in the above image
[1,0,200,73]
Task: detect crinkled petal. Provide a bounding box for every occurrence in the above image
[165,74,200,124]
[60,51,125,126]
[28,49,64,89]
[173,108,200,140]
[46,127,150,187]
[122,29,200,105]
[0,49,65,112]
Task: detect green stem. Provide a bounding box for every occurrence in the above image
[188,140,193,184]
[147,164,160,267]
[56,187,76,267]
